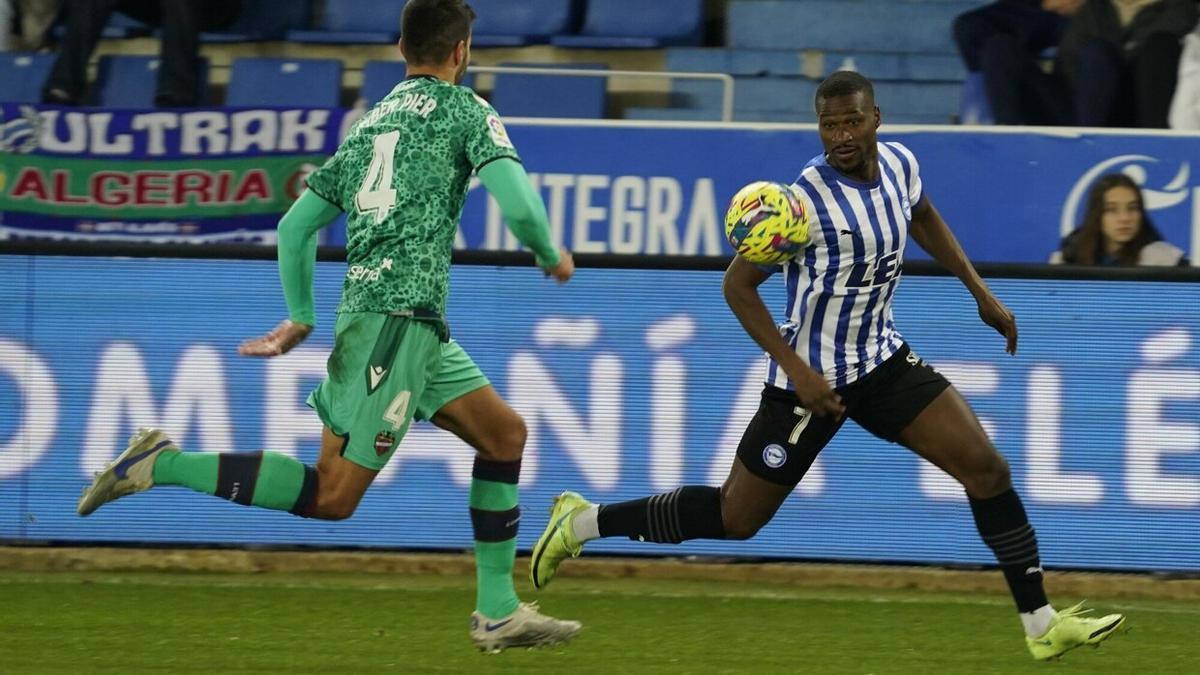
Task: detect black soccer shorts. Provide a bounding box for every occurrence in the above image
[735,343,951,486]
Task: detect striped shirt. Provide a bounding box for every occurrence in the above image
[765,141,924,390]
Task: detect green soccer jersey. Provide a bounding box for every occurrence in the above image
[305,75,520,316]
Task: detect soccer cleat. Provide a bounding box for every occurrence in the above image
[77,428,177,516]
[530,491,591,589]
[470,602,582,653]
[1025,602,1126,661]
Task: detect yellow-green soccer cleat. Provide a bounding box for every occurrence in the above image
[77,428,177,516]
[530,491,591,589]
[1026,602,1126,661]
[470,602,582,653]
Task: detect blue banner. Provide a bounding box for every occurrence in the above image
[2,254,1197,571]
[452,123,1200,264]
[4,105,1198,262]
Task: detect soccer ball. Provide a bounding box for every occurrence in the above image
[723,181,810,264]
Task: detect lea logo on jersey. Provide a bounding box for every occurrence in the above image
[846,251,902,289]
[486,115,513,149]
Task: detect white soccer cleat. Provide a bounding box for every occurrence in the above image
[77,428,177,516]
[470,602,582,653]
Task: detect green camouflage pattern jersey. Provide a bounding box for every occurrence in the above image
[305,75,520,316]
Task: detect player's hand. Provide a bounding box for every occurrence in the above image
[977,294,1018,355]
[238,320,313,357]
[543,248,574,284]
[787,365,846,418]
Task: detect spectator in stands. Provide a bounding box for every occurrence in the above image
[1051,173,1189,266]
[1,0,14,51]
[18,0,62,52]
[42,0,241,106]
[953,0,1081,126]
[1059,0,1199,127]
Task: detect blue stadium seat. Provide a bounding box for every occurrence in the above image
[94,55,208,107]
[958,72,994,125]
[104,12,152,38]
[359,61,476,106]
[203,0,312,42]
[728,0,980,54]
[286,0,405,44]
[226,58,343,108]
[0,53,54,103]
[490,63,607,118]
[552,0,703,48]
[470,0,581,47]
[360,61,408,105]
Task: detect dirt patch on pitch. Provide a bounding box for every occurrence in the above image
[1,546,1195,601]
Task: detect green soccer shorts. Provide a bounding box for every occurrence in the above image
[306,311,490,471]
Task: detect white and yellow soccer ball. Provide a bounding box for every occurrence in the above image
[723,181,810,265]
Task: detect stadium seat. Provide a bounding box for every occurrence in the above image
[551,0,703,48]
[958,72,995,125]
[359,60,477,106]
[489,63,608,118]
[226,58,343,108]
[104,12,152,38]
[728,0,979,53]
[470,0,582,47]
[94,55,208,107]
[286,0,405,44]
[203,0,312,42]
[0,53,54,103]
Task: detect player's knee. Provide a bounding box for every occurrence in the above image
[720,508,766,541]
[478,414,527,462]
[310,494,358,521]
[963,451,1012,498]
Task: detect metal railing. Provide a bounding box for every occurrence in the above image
[468,65,736,122]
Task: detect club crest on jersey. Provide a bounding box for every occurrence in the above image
[763,444,788,468]
[374,431,396,456]
[486,115,513,149]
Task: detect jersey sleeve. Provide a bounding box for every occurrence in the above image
[460,91,521,171]
[304,147,350,211]
[890,142,924,206]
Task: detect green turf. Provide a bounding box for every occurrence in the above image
[1,571,1194,674]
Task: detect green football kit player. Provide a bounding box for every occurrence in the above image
[77,0,582,653]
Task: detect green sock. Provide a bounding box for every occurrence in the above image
[152,450,313,513]
[469,464,522,619]
[152,450,216,493]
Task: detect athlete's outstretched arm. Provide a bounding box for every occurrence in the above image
[239,189,342,357]
[478,158,573,282]
[910,195,1018,354]
[723,256,845,417]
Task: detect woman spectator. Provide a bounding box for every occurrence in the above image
[1051,173,1189,266]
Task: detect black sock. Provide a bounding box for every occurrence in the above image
[597,486,725,543]
[970,488,1049,613]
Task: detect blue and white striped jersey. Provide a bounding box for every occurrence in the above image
[765,141,924,390]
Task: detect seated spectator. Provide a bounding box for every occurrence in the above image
[1051,173,1189,266]
[1,1,13,51]
[42,0,242,106]
[19,0,63,52]
[1059,0,1199,128]
[953,0,1080,126]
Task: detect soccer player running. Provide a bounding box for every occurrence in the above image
[77,0,582,653]
[531,71,1125,661]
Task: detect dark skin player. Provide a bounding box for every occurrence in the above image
[717,87,1020,539]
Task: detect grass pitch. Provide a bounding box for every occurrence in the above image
[1,570,1194,674]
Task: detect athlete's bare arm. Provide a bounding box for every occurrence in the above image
[723,256,845,416]
[910,195,1018,354]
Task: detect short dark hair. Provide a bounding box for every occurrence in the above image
[814,70,874,112]
[401,0,476,66]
